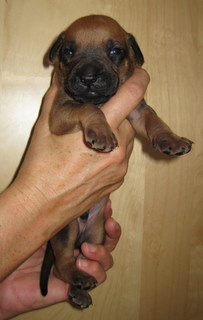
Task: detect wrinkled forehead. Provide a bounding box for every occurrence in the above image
[64,16,127,46]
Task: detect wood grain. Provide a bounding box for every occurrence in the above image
[0,0,202,319]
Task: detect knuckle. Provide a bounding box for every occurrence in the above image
[115,156,128,180]
[99,273,107,284]
[127,81,144,101]
[92,262,103,275]
[109,178,125,194]
[120,162,128,178]
[111,147,126,166]
[109,161,128,183]
[142,68,151,83]
[126,68,150,101]
[108,256,114,270]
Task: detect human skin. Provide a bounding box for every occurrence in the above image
[0,68,149,282]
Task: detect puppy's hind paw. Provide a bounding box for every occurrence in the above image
[72,270,97,291]
[69,286,93,309]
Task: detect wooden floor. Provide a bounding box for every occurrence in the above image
[0,0,202,319]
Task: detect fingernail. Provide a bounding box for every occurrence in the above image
[78,258,88,268]
[84,243,97,253]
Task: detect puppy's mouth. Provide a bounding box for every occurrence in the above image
[64,62,119,104]
[65,86,117,104]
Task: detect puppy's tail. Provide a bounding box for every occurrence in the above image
[40,241,55,296]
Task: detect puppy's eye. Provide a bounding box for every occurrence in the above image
[108,46,125,66]
[110,47,123,56]
[61,45,75,64]
[63,48,74,56]
[60,41,76,64]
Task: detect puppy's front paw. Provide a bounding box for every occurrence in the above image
[152,133,193,156]
[85,126,118,152]
[69,286,93,309]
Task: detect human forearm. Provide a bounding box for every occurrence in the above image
[0,181,51,280]
[0,176,91,280]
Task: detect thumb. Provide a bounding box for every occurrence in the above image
[39,73,58,123]
[101,68,150,128]
[35,276,69,307]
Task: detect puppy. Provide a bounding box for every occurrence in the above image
[40,15,193,309]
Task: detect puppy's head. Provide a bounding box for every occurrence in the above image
[48,15,144,104]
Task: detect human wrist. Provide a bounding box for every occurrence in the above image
[0,180,59,280]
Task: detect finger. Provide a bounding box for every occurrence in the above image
[124,133,135,161]
[44,275,69,303]
[79,242,113,271]
[117,118,135,139]
[101,68,150,128]
[38,73,58,122]
[76,258,107,284]
[104,217,121,252]
[104,199,112,219]
[16,274,69,312]
[115,120,135,155]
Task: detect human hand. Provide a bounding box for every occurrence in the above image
[14,68,150,232]
[0,68,149,280]
[0,201,121,319]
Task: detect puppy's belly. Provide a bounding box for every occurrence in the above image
[76,196,108,246]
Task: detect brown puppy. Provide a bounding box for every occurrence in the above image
[40,15,193,309]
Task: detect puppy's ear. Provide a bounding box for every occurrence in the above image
[43,32,65,67]
[49,31,65,63]
[128,34,144,66]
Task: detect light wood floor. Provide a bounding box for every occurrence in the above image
[0,0,202,319]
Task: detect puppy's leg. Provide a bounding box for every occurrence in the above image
[128,100,193,156]
[50,221,97,309]
[50,99,118,152]
[69,197,108,308]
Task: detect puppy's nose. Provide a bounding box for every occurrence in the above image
[81,74,97,86]
[78,64,99,86]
